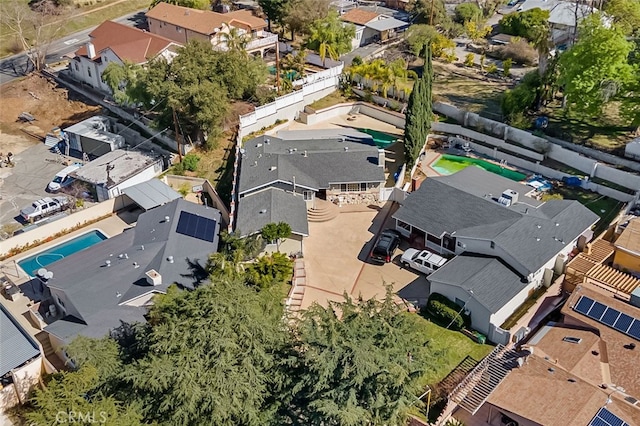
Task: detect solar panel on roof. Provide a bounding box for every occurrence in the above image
[588,407,630,426]
[573,296,640,342]
[574,296,594,314]
[601,308,620,327]
[628,320,640,340]
[588,301,607,321]
[175,211,216,243]
[614,313,633,334]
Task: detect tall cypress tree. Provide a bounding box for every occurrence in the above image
[404,46,433,167]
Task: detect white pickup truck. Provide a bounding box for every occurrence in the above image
[20,197,70,222]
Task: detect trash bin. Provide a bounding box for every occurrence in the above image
[476,333,486,344]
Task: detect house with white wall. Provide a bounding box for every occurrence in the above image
[145,2,277,57]
[340,8,409,50]
[517,0,596,47]
[393,167,599,343]
[68,20,180,93]
[71,149,167,202]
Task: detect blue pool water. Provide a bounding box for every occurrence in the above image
[18,230,107,276]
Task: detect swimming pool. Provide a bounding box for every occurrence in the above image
[358,128,399,148]
[431,154,527,182]
[18,230,107,277]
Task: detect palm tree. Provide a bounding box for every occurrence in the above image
[281,49,307,78]
[304,12,354,67]
[220,23,250,54]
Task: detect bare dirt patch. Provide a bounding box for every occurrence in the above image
[0,74,101,154]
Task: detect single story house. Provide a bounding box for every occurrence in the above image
[340,8,409,50]
[71,149,167,202]
[62,116,125,158]
[394,167,599,342]
[68,20,180,93]
[0,304,42,410]
[235,129,386,246]
[145,3,277,57]
[613,217,640,275]
[40,198,221,351]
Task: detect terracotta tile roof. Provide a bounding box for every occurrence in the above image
[616,218,640,256]
[340,8,380,25]
[146,3,265,36]
[76,20,176,63]
[563,285,640,401]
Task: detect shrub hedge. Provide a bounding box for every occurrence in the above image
[424,293,471,330]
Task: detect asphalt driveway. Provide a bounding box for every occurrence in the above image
[301,201,430,310]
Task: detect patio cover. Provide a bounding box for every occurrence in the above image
[365,17,409,32]
[121,179,182,211]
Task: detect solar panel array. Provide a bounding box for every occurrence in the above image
[175,211,216,243]
[588,407,630,426]
[573,295,640,341]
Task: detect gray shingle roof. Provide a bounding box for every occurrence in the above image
[0,304,41,376]
[238,134,385,195]
[236,188,309,237]
[429,255,527,313]
[394,168,599,273]
[43,199,220,341]
[121,179,182,210]
[393,177,522,237]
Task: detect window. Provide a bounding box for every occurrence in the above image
[74,63,79,72]
[303,191,313,201]
[397,221,411,232]
[360,182,367,191]
[87,67,91,77]
[176,25,183,33]
[339,183,362,192]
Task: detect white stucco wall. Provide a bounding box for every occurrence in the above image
[0,356,42,410]
[107,161,164,199]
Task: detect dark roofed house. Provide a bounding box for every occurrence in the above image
[235,129,386,252]
[0,304,42,410]
[41,199,220,349]
[394,167,599,343]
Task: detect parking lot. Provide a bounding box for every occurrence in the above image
[301,201,431,310]
[0,144,90,231]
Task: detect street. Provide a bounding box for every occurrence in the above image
[0,9,146,86]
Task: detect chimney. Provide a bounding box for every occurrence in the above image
[145,269,162,286]
[86,41,96,59]
[378,148,385,167]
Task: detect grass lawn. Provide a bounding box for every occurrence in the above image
[541,101,632,153]
[1,0,149,58]
[406,314,493,387]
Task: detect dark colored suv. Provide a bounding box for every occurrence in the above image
[370,229,402,263]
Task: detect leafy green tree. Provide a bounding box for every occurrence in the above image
[283,288,436,425]
[261,222,292,250]
[501,71,541,118]
[123,282,292,425]
[24,366,144,426]
[150,0,209,9]
[404,47,433,167]
[281,49,307,77]
[220,23,250,53]
[527,21,551,76]
[208,231,263,278]
[409,0,451,28]
[464,20,491,42]
[499,8,550,40]
[405,24,455,58]
[558,13,634,117]
[65,335,121,382]
[604,0,640,36]
[304,11,355,66]
[258,0,290,32]
[101,61,146,106]
[454,2,482,23]
[283,0,331,39]
[246,251,294,289]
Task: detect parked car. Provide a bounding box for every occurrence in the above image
[47,163,82,192]
[370,229,402,263]
[20,197,70,222]
[400,249,447,275]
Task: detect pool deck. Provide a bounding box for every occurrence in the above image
[278,113,404,137]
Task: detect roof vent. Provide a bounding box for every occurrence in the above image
[270,166,277,171]
[303,150,308,157]
[344,146,349,151]
[164,215,170,222]
[259,209,267,214]
[133,262,139,268]
[256,143,262,148]
[265,138,270,144]
[116,292,122,298]
[167,256,174,263]
[145,269,162,286]
[105,260,111,267]
[140,245,145,251]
